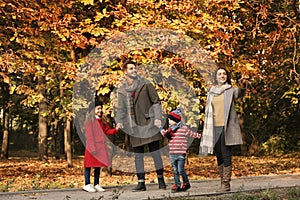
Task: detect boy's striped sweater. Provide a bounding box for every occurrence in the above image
[164,125,201,154]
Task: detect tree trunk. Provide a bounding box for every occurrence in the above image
[1,82,9,159]
[53,121,60,159]
[64,118,73,167]
[38,76,48,161]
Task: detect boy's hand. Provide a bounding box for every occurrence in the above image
[159,127,166,135]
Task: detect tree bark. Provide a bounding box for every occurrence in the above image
[1,83,9,159]
[38,76,48,161]
[64,118,73,167]
[59,67,73,166]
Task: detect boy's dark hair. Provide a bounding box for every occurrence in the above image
[121,60,137,72]
[214,68,231,85]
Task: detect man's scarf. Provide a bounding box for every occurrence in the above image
[199,83,231,156]
[123,75,148,127]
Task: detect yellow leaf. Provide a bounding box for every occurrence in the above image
[245,63,255,71]
[98,87,111,95]
[10,85,16,94]
[79,0,94,5]
[0,72,10,84]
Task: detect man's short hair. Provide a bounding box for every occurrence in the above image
[122,60,137,71]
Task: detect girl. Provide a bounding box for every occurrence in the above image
[83,101,119,192]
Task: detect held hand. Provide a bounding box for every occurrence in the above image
[116,123,124,129]
[154,119,162,128]
[160,129,166,136]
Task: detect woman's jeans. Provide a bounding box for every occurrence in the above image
[84,167,100,185]
[170,154,189,187]
[133,140,164,180]
[214,126,232,167]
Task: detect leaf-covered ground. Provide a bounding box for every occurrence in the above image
[0,153,299,192]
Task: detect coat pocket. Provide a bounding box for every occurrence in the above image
[144,112,154,119]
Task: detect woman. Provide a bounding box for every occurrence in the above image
[83,100,119,192]
[200,68,246,192]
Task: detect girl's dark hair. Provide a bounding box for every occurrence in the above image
[214,68,231,85]
[121,60,137,72]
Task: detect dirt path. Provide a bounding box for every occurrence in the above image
[1,174,299,200]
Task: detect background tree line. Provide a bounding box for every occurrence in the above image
[0,0,299,166]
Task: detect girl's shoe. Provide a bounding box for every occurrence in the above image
[82,184,96,192]
[94,184,106,192]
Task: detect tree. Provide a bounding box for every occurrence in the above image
[0,0,299,159]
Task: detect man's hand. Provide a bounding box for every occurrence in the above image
[154,119,162,128]
[116,123,124,129]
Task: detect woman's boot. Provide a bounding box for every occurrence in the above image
[216,164,224,192]
[222,165,232,192]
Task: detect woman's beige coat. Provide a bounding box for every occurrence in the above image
[204,86,245,146]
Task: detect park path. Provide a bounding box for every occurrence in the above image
[0,174,299,200]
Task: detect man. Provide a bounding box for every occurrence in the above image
[116,60,166,191]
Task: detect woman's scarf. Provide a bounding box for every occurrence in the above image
[199,83,231,156]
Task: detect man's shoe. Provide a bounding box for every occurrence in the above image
[181,182,191,191]
[132,181,146,192]
[94,184,105,192]
[82,184,96,192]
[158,177,167,189]
[171,184,181,193]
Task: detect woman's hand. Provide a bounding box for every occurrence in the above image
[238,75,249,88]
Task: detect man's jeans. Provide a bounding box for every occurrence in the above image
[170,154,188,187]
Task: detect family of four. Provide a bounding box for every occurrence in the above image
[82,60,246,193]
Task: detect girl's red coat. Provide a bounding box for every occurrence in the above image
[84,118,117,168]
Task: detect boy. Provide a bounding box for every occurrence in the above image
[160,108,201,193]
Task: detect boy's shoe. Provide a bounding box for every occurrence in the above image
[171,184,181,193]
[82,184,96,192]
[94,184,106,192]
[181,182,191,191]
